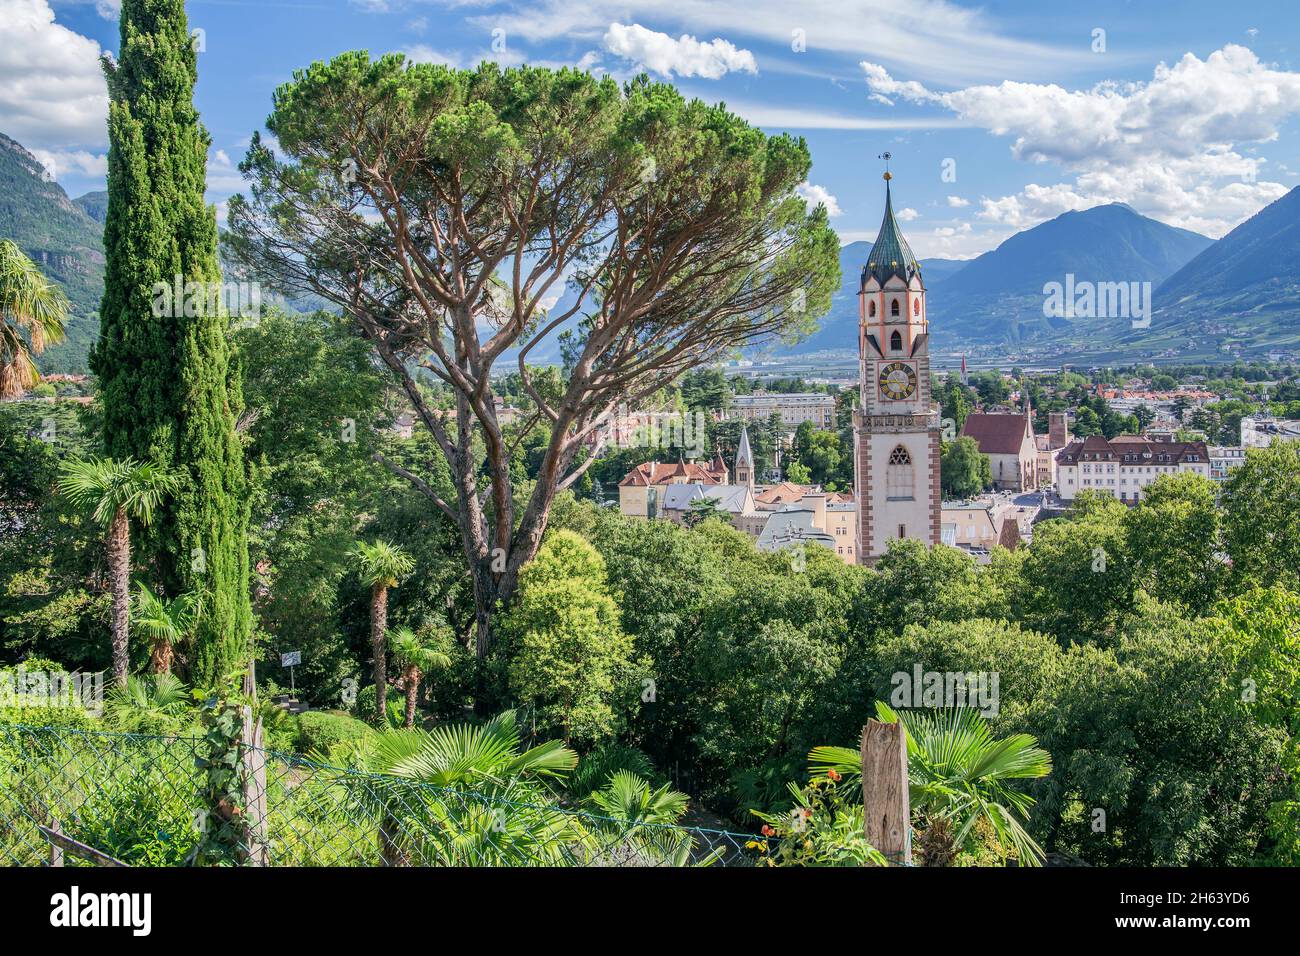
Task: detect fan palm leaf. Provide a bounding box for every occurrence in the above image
[0,238,67,398]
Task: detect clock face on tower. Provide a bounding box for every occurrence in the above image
[878,361,918,401]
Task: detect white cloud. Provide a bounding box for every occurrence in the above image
[946,195,970,207]
[403,43,526,69]
[602,23,756,80]
[29,147,106,180]
[206,147,245,194]
[94,0,119,19]
[861,46,1300,236]
[725,100,970,130]
[0,0,108,151]
[896,207,920,221]
[407,16,428,35]
[478,0,1092,86]
[795,182,842,216]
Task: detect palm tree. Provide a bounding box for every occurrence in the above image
[354,710,579,865]
[0,239,68,399]
[809,701,1052,866]
[132,585,202,675]
[585,771,714,866]
[58,458,180,687]
[388,624,452,729]
[104,672,191,734]
[588,769,688,826]
[352,539,415,724]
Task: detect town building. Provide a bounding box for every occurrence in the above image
[617,455,730,519]
[658,483,766,535]
[728,392,836,432]
[853,169,941,562]
[757,507,837,555]
[1209,445,1247,481]
[1241,415,1300,447]
[1056,435,1210,503]
[960,409,1038,492]
[940,497,1022,560]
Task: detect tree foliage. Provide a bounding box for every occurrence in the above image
[228,56,840,653]
[93,0,251,685]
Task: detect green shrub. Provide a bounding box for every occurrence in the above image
[0,705,98,730]
[353,684,404,728]
[297,710,372,754]
[568,742,657,800]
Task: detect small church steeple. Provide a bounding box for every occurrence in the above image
[734,424,754,490]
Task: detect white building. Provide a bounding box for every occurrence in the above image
[729,392,836,431]
[1056,435,1210,504]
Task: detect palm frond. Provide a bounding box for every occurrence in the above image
[352,539,415,588]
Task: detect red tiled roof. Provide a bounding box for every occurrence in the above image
[618,460,728,487]
[959,413,1033,456]
[754,481,813,504]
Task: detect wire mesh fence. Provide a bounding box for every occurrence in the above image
[0,722,756,867]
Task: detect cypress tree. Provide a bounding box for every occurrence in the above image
[92,0,251,685]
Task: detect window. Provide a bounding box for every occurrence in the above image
[891,298,900,316]
[868,300,876,318]
[887,445,914,500]
[913,299,920,316]
[898,524,907,539]
[890,330,903,351]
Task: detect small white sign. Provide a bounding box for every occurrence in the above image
[281,651,301,667]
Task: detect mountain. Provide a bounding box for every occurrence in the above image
[927,203,1213,346]
[74,190,109,224]
[0,133,105,372]
[774,240,966,354]
[1145,186,1300,354]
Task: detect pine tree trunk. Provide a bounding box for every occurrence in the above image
[107,508,131,688]
[371,583,388,724]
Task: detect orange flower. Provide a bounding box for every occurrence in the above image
[761,824,775,837]
[827,769,842,782]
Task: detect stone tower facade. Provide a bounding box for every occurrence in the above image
[854,172,941,563]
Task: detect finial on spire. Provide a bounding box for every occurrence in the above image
[879,151,893,181]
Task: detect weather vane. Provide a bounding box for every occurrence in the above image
[879,151,892,181]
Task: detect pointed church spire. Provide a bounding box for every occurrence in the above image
[864,162,922,288]
[735,424,754,489]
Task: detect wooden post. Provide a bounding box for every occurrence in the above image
[862,719,911,865]
[240,659,270,866]
[49,818,63,867]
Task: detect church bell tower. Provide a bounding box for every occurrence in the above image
[854,162,941,563]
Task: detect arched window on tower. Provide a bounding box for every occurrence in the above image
[887,446,914,501]
[890,330,903,352]
[868,300,876,318]
[913,299,920,316]
[891,298,900,316]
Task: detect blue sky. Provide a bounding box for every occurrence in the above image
[5,0,1300,259]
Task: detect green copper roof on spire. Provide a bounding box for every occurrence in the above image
[863,174,923,287]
